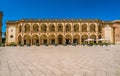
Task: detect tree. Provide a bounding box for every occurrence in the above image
[2,32,6,44]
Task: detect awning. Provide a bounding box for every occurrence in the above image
[85,39,94,41]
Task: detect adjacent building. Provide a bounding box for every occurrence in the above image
[5,19,120,45]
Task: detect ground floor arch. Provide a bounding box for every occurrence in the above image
[32,34,39,45]
[73,34,80,44]
[40,34,47,45]
[81,34,88,44]
[57,34,64,44]
[49,34,56,44]
[23,34,31,45]
[16,33,101,45]
[90,34,96,43]
[18,35,22,45]
[65,34,72,44]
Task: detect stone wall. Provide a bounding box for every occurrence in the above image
[113,23,120,44]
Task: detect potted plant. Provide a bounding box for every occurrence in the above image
[82,43,86,46]
[72,43,77,46]
[54,43,57,46]
[103,42,109,46]
[0,43,2,47]
[45,43,48,46]
[9,42,17,46]
[27,44,31,46]
[20,44,24,46]
[36,43,40,46]
[63,43,67,46]
[2,44,5,47]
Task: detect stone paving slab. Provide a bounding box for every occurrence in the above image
[0,45,120,76]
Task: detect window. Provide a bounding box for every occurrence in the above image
[59,26,61,28]
[74,29,76,31]
[52,26,54,28]
[10,35,13,38]
[66,26,68,28]
[11,30,13,32]
[44,29,46,31]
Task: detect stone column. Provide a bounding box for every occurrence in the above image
[71,24,73,32]
[96,35,98,43]
[87,23,90,32]
[79,35,81,45]
[55,23,57,32]
[22,25,24,32]
[30,24,32,32]
[71,36,73,44]
[39,36,41,45]
[47,24,49,32]
[62,23,65,32]
[79,24,81,32]
[96,24,98,32]
[31,37,32,45]
[39,24,41,32]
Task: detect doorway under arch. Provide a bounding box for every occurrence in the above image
[57,34,63,44]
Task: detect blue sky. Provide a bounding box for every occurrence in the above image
[0,0,120,32]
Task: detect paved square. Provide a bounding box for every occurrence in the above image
[0,45,120,76]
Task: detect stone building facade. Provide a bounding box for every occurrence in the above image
[112,20,120,44]
[5,19,120,45]
[0,12,3,44]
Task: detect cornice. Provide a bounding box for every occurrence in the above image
[6,18,120,25]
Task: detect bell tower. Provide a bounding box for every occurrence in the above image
[0,11,3,43]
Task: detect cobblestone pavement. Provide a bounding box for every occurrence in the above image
[0,45,120,76]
